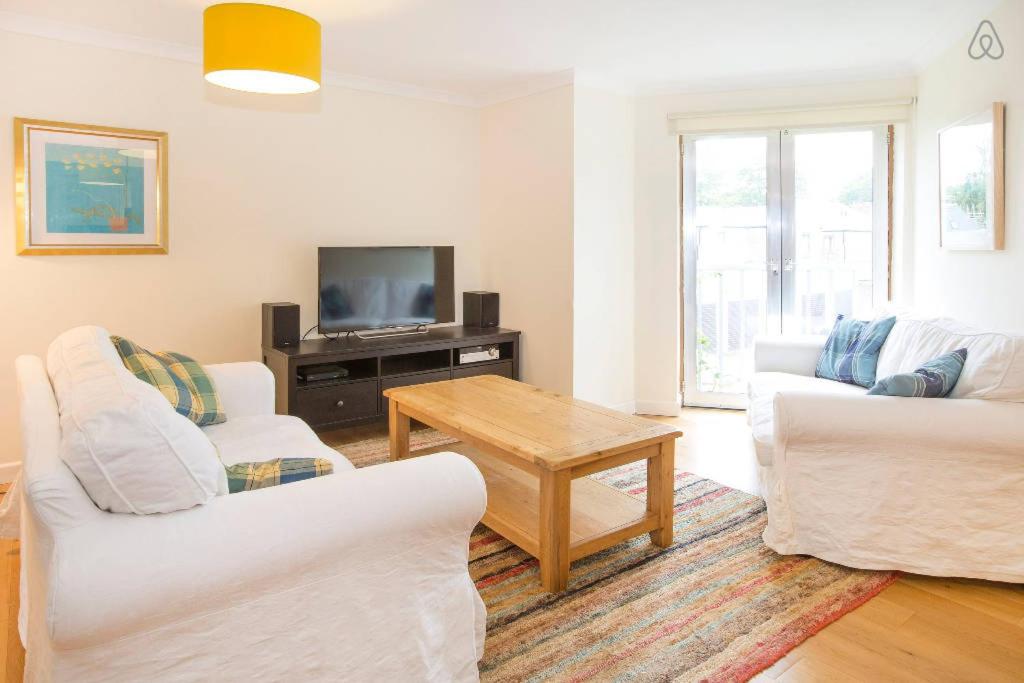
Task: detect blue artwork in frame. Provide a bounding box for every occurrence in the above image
[15,118,168,255]
[44,143,146,234]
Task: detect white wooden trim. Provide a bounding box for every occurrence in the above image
[634,400,681,417]
[669,99,916,134]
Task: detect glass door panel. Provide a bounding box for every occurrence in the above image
[783,129,882,335]
[683,135,776,406]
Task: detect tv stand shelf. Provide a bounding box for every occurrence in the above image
[263,326,520,431]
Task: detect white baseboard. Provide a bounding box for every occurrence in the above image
[633,400,681,417]
[0,461,21,484]
[608,400,637,414]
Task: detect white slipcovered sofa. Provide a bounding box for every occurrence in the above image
[749,316,1024,583]
[15,327,487,681]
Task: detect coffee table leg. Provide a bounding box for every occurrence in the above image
[648,439,675,547]
[539,469,571,592]
[388,400,410,462]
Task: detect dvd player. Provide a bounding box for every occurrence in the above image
[298,364,349,383]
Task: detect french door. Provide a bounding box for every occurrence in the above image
[682,127,889,408]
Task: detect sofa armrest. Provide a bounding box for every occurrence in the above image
[774,391,1024,454]
[753,335,827,376]
[47,452,486,648]
[204,362,275,418]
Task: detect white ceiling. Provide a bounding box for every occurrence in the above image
[0,0,1002,105]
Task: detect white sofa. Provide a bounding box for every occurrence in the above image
[748,316,1024,583]
[15,330,488,681]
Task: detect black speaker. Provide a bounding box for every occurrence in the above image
[262,302,300,348]
[463,291,499,328]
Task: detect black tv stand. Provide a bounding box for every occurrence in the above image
[262,325,521,431]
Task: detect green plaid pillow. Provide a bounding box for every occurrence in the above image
[226,458,333,493]
[111,335,226,426]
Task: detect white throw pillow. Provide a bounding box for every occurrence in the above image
[877,317,1024,401]
[47,326,226,514]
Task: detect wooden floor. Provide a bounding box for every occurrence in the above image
[2,408,1022,681]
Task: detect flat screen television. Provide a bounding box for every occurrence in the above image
[318,246,455,333]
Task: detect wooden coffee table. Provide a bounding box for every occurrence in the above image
[383,375,682,592]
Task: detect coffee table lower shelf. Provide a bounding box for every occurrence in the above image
[462,450,660,563]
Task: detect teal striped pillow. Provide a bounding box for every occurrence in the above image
[816,315,897,388]
[867,348,967,398]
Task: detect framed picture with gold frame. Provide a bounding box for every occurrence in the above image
[14,118,168,255]
[938,102,1005,251]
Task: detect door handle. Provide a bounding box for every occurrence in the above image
[783,258,794,272]
[335,400,345,408]
[768,259,780,275]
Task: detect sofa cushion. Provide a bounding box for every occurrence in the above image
[816,315,896,387]
[868,348,967,398]
[202,414,354,472]
[226,458,334,493]
[877,318,1024,401]
[47,326,226,514]
[748,372,866,466]
[111,336,226,426]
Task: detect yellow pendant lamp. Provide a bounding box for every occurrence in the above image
[204,3,321,94]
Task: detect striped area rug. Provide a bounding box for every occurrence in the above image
[338,431,897,682]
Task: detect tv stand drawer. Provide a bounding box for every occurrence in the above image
[294,379,378,427]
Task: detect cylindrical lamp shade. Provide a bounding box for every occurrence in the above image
[204,3,321,94]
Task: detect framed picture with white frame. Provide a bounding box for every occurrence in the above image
[938,102,1005,251]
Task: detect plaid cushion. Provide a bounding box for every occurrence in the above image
[152,351,225,425]
[815,315,897,388]
[111,336,225,426]
[867,348,968,398]
[226,458,333,493]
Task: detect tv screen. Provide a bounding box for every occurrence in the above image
[318,246,455,333]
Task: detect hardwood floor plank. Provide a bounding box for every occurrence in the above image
[775,656,865,683]
[841,593,915,631]
[820,601,1018,683]
[788,627,930,683]
[0,539,20,683]
[755,650,804,680]
[0,540,11,683]
[899,574,1024,624]
[882,582,1024,656]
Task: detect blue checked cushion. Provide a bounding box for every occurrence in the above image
[867,348,968,398]
[111,336,226,426]
[226,458,333,493]
[815,315,897,388]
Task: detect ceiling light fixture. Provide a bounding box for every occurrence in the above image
[203,3,321,94]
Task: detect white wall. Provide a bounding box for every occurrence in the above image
[0,31,483,458]
[632,78,918,414]
[572,86,635,410]
[913,0,1024,330]
[480,85,575,394]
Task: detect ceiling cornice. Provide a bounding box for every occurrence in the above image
[474,69,577,108]
[0,10,482,107]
